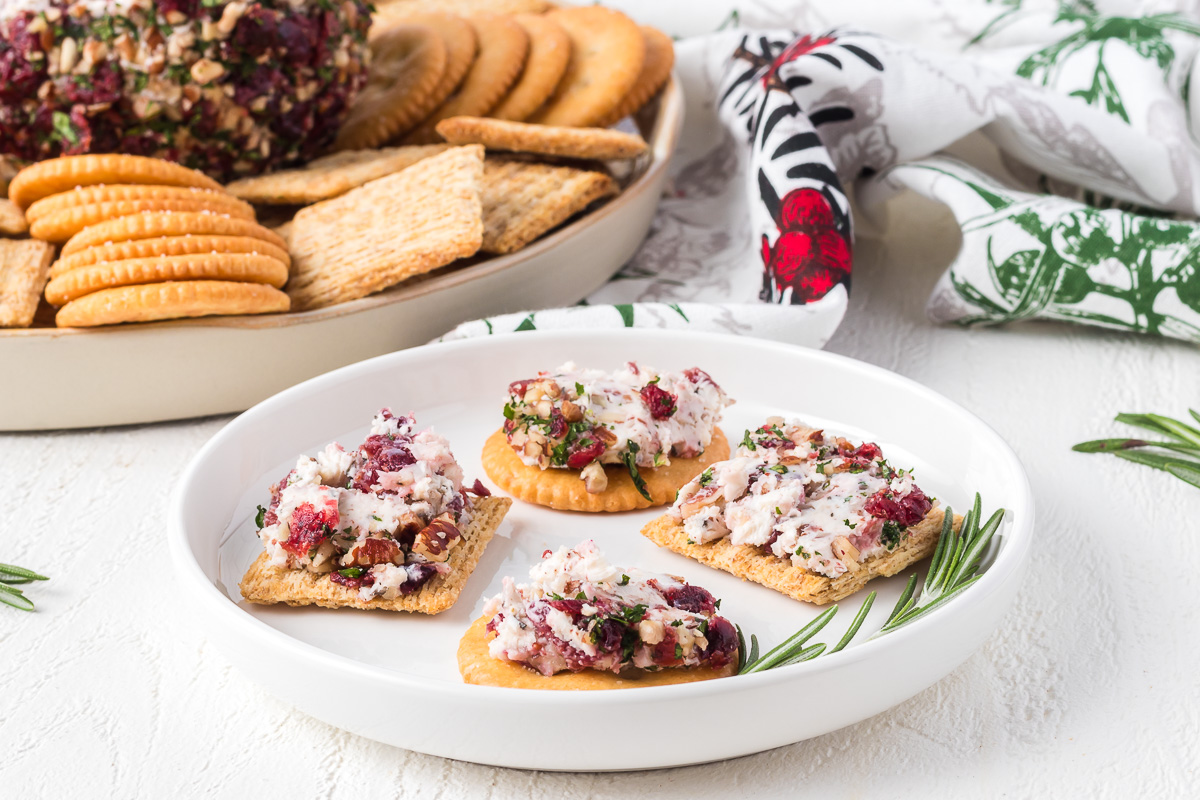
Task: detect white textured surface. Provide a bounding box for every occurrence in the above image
[2,197,1198,797]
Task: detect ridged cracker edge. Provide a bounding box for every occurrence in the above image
[239,495,512,614]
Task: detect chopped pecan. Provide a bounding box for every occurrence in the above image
[411,515,462,563]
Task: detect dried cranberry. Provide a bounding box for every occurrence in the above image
[352,434,416,492]
[158,0,200,17]
[664,584,716,614]
[546,599,585,617]
[469,479,491,497]
[683,367,716,386]
[650,630,681,666]
[399,564,438,594]
[330,569,374,590]
[547,407,568,438]
[565,430,607,469]
[593,618,625,653]
[640,383,677,419]
[843,441,881,461]
[277,15,317,66]
[864,486,932,527]
[508,379,535,399]
[702,617,739,667]
[282,501,337,557]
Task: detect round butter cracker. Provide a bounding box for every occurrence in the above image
[458,616,736,689]
[481,427,730,512]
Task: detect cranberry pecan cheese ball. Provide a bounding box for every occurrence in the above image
[641,418,957,605]
[238,409,512,614]
[0,0,371,179]
[480,361,734,512]
[458,541,739,689]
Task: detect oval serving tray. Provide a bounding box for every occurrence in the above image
[0,80,683,431]
[168,329,1034,771]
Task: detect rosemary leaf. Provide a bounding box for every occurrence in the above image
[0,563,48,581]
[0,563,47,611]
[0,588,34,612]
[887,574,919,625]
[1072,438,1200,455]
[1113,450,1200,473]
[741,605,838,674]
[831,591,875,654]
[1167,462,1200,489]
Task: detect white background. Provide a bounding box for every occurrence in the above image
[4,0,1200,796]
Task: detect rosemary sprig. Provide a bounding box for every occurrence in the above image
[736,495,1003,675]
[0,562,49,612]
[1074,410,1200,489]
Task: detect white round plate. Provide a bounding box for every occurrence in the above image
[0,82,682,432]
[168,329,1033,771]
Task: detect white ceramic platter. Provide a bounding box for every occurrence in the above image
[168,329,1033,771]
[0,82,682,432]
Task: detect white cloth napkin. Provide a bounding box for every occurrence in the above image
[444,0,1200,345]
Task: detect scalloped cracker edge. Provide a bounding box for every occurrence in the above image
[457,615,735,689]
[481,427,729,512]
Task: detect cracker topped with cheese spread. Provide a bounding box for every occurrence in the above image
[641,418,955,605]
[458,540,738,689]
[240,408,510,614]
[481,361,733,512]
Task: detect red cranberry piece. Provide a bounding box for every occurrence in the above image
[683,367,716,386]
[565,431,607,469]
[330,570,375,590]
[843,441,881,461]
[282,501,337,557]
[548,407,568,438]
[649,630,681,666]
[508,379,536,398]
[469,479,491,497]
[703,616,739,668]
[399,564,438,594]
[664,584,716,614]
[640,383,677,419]
[546,599,585,617]
[593,618,625,653]
[864,487,932,527]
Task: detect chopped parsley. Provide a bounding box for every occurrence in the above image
[740,429,757,450]
[698,467,715,487]
[575,591,588,601]
[575,381,585,397]
[371,515,382,522]
[881,520,905,550]
[844,519,856,529]
[337,567,365,579]
[254,505,267,529]
[614,604,648,624]
[674,643,683,659]
[503,402,516,420]
[622,441,652,501]
[618,574,630,586]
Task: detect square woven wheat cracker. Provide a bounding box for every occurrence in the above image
[287,145,484,310]
[0,239,54,327]
[481,159,618,254]
[225,145,451,205]
[239,495,512,614]
[641,508,958,605]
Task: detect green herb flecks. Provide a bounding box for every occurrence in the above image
[51,111,78,146]
[255,505,267,529]
[1074,410,1200,489]
[623,441,652,501]
[0,563,49,612]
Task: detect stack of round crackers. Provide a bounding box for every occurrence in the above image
[336,2,674,148]
[10,155,292,328]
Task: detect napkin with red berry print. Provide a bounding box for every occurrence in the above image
[444,1,1200,345]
